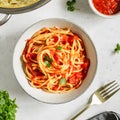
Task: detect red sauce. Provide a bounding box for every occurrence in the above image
[93,0,120,15]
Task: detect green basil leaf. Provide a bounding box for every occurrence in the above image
[44,56,53,63]
[44,61,51,67]
[59,78,66,85]
[56,46,62,50]
[49,58,53,63]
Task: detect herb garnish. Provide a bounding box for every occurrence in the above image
[0,90,18,120]
[44,61,51,68]
[56,46,62,50]
[114,43,120,53]
[59,78,66,85]
[44,56,53,67]
[44,56,53,62]
[66,0,76,11]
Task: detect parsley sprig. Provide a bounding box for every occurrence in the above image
[0,90,18,120]
[66,0,76,11]
[114,43,120,53]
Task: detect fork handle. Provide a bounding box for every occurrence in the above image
[70,104,90,120]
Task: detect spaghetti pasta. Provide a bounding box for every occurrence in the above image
[22,26,90,93]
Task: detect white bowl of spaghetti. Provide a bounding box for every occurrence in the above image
[13,18,97,104]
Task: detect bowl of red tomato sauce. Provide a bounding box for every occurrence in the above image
[88,0,120,18]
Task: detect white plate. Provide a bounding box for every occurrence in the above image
[13,18,97,104]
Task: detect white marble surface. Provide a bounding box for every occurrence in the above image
[0,0,120,120]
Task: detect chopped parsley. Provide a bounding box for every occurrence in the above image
[114,43,120,53]
[0,90,18,120]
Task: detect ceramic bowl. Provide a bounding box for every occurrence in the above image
[13,18,97,104]
[88,0,120,18]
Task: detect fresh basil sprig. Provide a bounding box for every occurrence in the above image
[0,90,18,120]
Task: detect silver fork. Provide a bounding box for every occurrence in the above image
[70,80,120,120]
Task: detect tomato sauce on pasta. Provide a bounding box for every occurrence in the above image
[22,26,90,93]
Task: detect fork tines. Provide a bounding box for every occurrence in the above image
[98,81,120,99]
